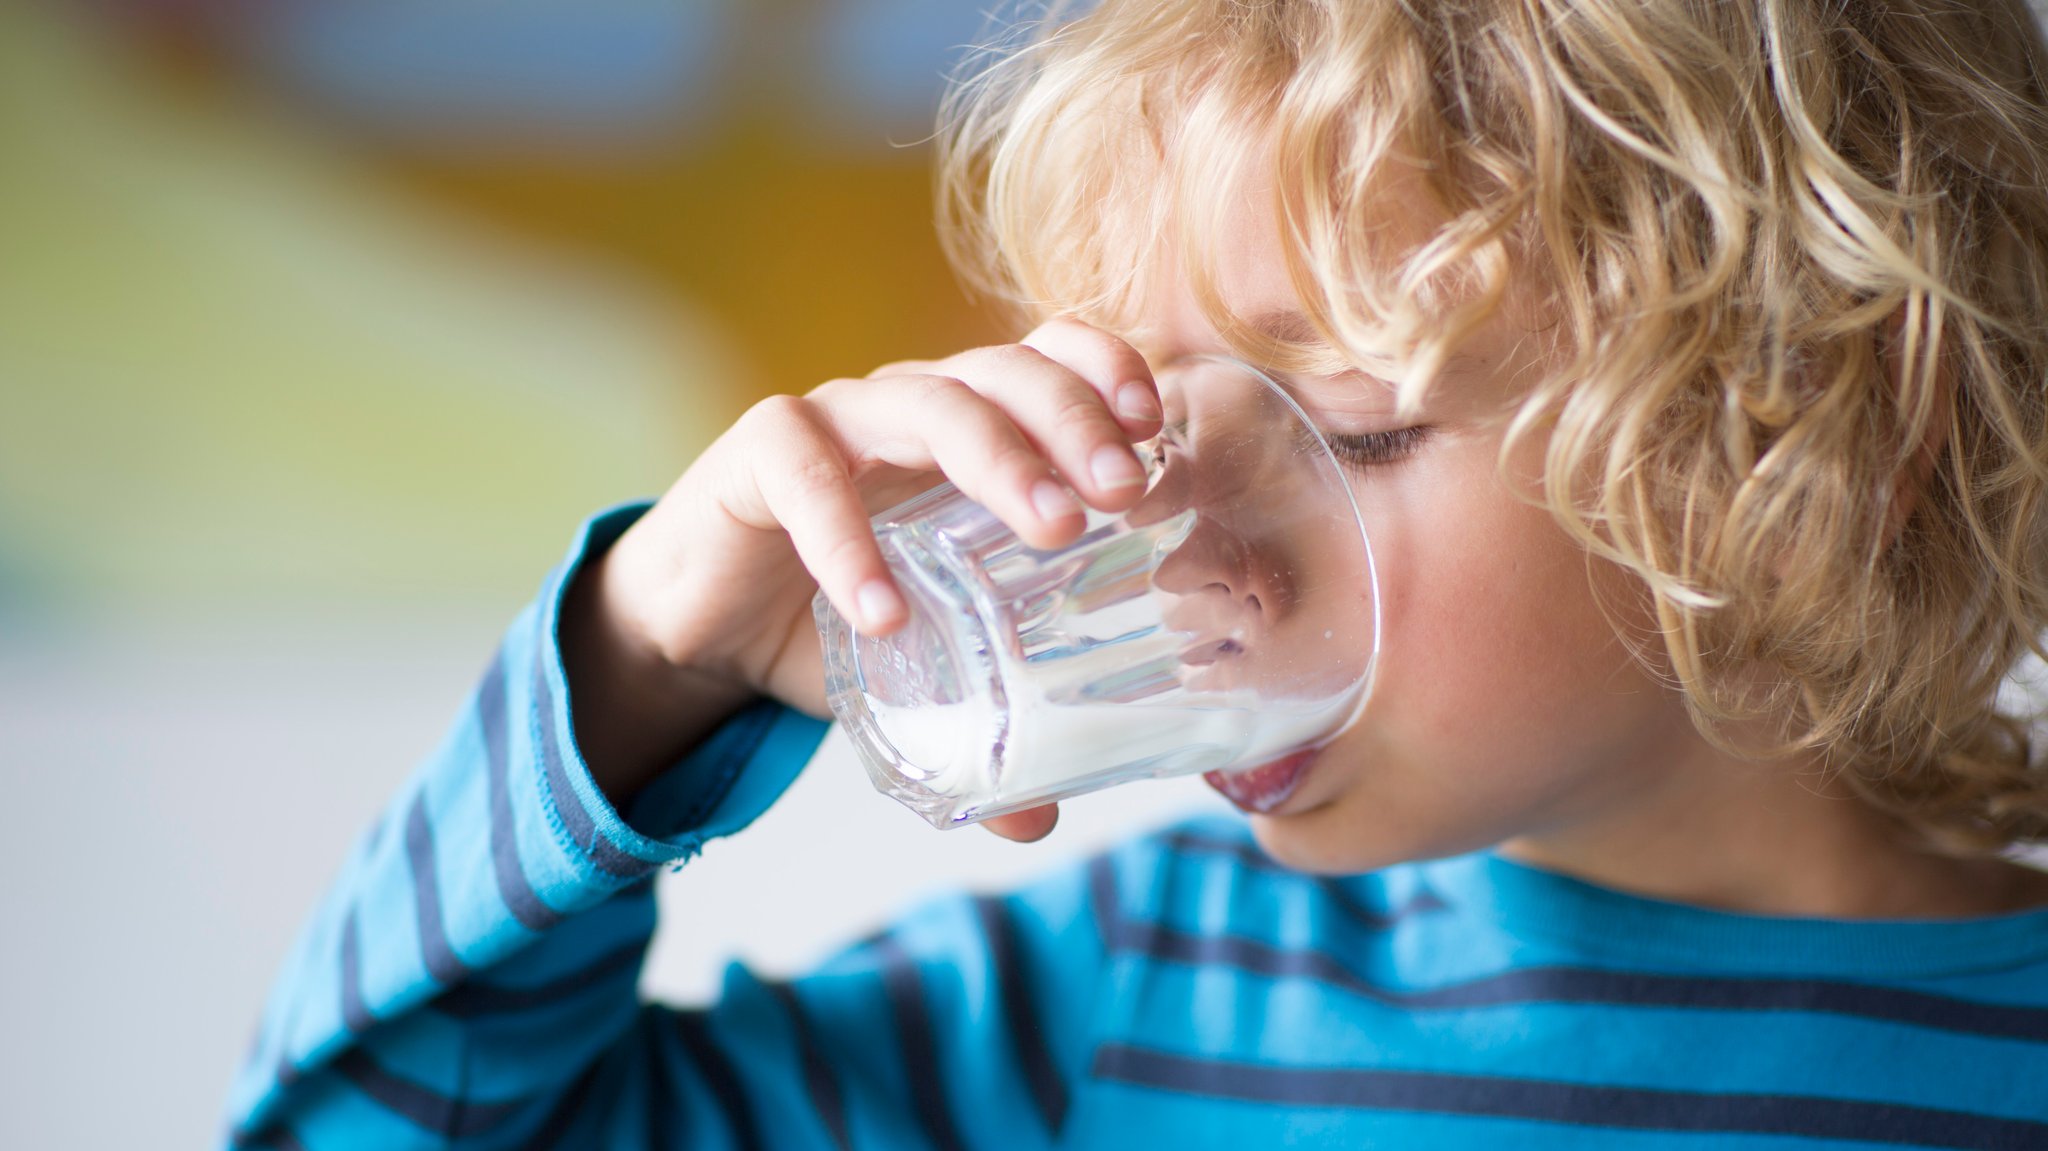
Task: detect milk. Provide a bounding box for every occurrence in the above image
[869,680,1359,816]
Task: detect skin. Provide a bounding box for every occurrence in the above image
[1126,191,2048,919]
[1138,356,1378,711]
[561,172,2048,924]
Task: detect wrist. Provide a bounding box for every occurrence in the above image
[560,544,757,805]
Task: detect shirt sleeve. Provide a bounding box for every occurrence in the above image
[219,502,1121,1151]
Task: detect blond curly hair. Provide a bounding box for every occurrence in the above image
[935,0,2048,856]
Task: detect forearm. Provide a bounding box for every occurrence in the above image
[222,504,832,1148]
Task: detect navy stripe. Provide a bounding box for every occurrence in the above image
[434,938,645,1018]
[1320,879,1446,933]
[646,1032,678,1151]
[1087,853,1120,947]
[1404,966,2048,1045]
[973,895,1069,1133]
[765,981,852,1151]
[232,1123,308,1151]
[1081,840,1410,958]
[1116,917,1374,995]
[403,794,469,986]
[1116,916,2048,1046]
[334,1048,525,1138]
[672,1012,765,1151]
[874,933,968,1151]
[1093,1043,2048,1150]
[480,647,564,933]
[530,649,660,880]
[1161,828,1447,931]
[339,912,375,1034]
[514,1061,605,1151]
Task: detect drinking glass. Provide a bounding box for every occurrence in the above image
[813,355,1378,827]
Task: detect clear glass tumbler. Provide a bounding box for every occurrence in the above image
[814,355,1378,828]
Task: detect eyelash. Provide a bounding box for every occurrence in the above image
[1324,425,1433,469]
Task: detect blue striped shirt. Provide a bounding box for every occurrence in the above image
[222,502,2048,1150]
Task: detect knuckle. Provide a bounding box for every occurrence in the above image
[1028,314,1095,343]
[984,342,1047,371]
[781,453,847,501]
[985,439,1047,483]
[951,342,1044,382]
[743,391,814,435]
[864,358,929,380]
[1086,333,1150,381]
[1050,387,1113,431]
[1106,343,1152,382]
[1045,313,1116,345]
[1025,318,1151,389]
[909,372,970,405]
[804,377,856,402]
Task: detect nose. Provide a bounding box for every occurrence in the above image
[1145,447,1308,639]
[1152,510,1257,612]
[1131,358,1316,636]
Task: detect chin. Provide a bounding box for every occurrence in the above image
[1243,805,1419,876]
[1244,794,1507,876]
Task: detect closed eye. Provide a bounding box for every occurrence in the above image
[1324,426,1433,470]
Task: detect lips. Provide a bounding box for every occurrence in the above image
[1204,747,1318,813]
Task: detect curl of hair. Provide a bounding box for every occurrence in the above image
[937,0,2048,856]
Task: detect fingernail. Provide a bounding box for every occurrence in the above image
[1031,479,1080,521]
[1115,382,1161,422]
[856,579,903,628]
[1090,443,1147,490]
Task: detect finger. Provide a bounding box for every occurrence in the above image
[812,374,1088,551]
[1020,316,1164,440]
[731,394,912,636]
[865,356,939,379]
[982,804,1059,842]
[937,343,1153,513]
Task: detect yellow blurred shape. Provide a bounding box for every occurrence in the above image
[0,4,733,621]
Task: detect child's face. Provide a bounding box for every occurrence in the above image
[1130,175,1701,875]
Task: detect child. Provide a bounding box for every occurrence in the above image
[225,0,2048,1146]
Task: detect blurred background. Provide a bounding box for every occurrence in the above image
[0,2,1223,1146]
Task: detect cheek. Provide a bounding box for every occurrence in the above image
[1369,459,1623,738]
[1257,450,1669,872]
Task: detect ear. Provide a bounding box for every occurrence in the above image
[1879,304,1954,553]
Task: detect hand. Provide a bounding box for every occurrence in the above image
[560,317,1165,835]
[979,805,1061,843]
